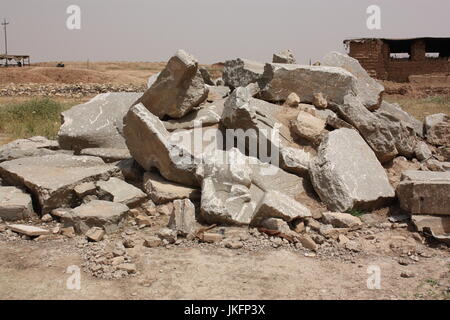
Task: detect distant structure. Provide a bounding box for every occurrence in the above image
[344,37,450,82]
[1,18,30,67]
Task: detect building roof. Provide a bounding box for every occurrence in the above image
[0,54,30,59]
[344,37,450,44]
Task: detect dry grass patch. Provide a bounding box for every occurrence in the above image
[384,94,450,121]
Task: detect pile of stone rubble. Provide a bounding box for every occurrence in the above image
[0,83,146,98]
[0,49,449,267]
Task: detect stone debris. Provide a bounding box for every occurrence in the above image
[0,136,60,163]
[135,50,208,119]
[425,113,449,147]
[379,101,423,137]
[222,58,265,88]
[168,199,197,236]
[96,177,147,208]
[58,92,142,152]
[143,171,200,204]
[415,142,433,162]
[0,154,121,214]
[259,63,357,106]
[272,50,296,64]
[397,171,450,215]
[310,128,395,212]
[279,147,311,175]
[0,186,34,221]
[85,227,105,242]
[321,212,363,229]
[80,148,131,163]
[285,92,300,108]
[8,224,50,237]
[291,111,327,144]
[411,215,450,242]
[322,51,384,110]
[312,93,328,109]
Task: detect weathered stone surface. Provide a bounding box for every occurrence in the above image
[415,142,433,161]
[147,72,160,89]
[168,199,197,236]
[96,177,147,208]
[0,154,120,214]
[397,171,450,215]
[285,92,300,108]
[322,212,362,229]
[135,50,208,119]
[425,113,450,147]
[412,215,450,242]
[74,182,96,198]
[58,93,141,152]
[272,50,296,64]
[310,128,395,212]
[63,200,129,234]
[312,93,328,109]
[0,136,60,163]
[123,103,198,186]
[222,58,265,88]
[291,111,327,144]
[260,218,292,234]
[206,86,230,102]
[85,227,105,242]
[199,67,215,85]
[379,101,423,137]
[335,95,398,163]
[279,147,311,175]
[8,224,50,237]
[79,148,131,163]
[0,186,34,221]
[322,52,384,110]
[116,159,144,182]
[260,63,357,106]
[163,100,225,131]
[143,171,200,204]
[157,227,177,244]
[252,190,311,225]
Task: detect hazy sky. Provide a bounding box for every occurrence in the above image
[3,0,450,64]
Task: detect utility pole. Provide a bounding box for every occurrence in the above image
[1,19,9,66]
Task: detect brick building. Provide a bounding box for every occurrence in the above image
[344,37,450,82]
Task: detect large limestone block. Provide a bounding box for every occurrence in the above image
[0,136,60,163]
[123,103,198,186]
[322,51,384,110]
[0,154,120,214]
[397,171,450,215]
[135,50,208,119]
[58,92,142,152]
[259,63,357,106]
[222,58,265,88]
[335,95,398,163]
[309,128,395,212]
[0,186,34,221]
[96,177,147,208]
[425,113,450,147]
[379,101,423,137]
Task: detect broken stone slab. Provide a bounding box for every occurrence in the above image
[321,212,362,229]
[0,186,34,221]
[322,51,384,110]
[291,111,327,144]
[143,171,200,204]
[397,171,450,215]
[96,177,147,208]
[252,190,311,225]
[123,103,199,186]
[260,218,292,234]
[335,95,398,163]
[74,182,96,198]
[135,49,208,119]
[0,154,121,214]
[310,128,395,212]
[425,113,449,147]
[272,50,296,64]
[222,58,265,89]
[412,215,450,242]
[285,92,300,108]
[58,92,142,153]
[168,198,197,236]
[415,142,433,161]
[8,224,50,237]
[85,227,105,242]
[259,63,357,106]
[279,147,311,175]
[163,100,225,131]
[312,93,328,109]
[206,85,230,102]
[79,148,131,163]
[0,136,60,163]
[62,200,129,234]
[379,101,423,137]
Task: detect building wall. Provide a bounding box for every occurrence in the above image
[348,39,450,82]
